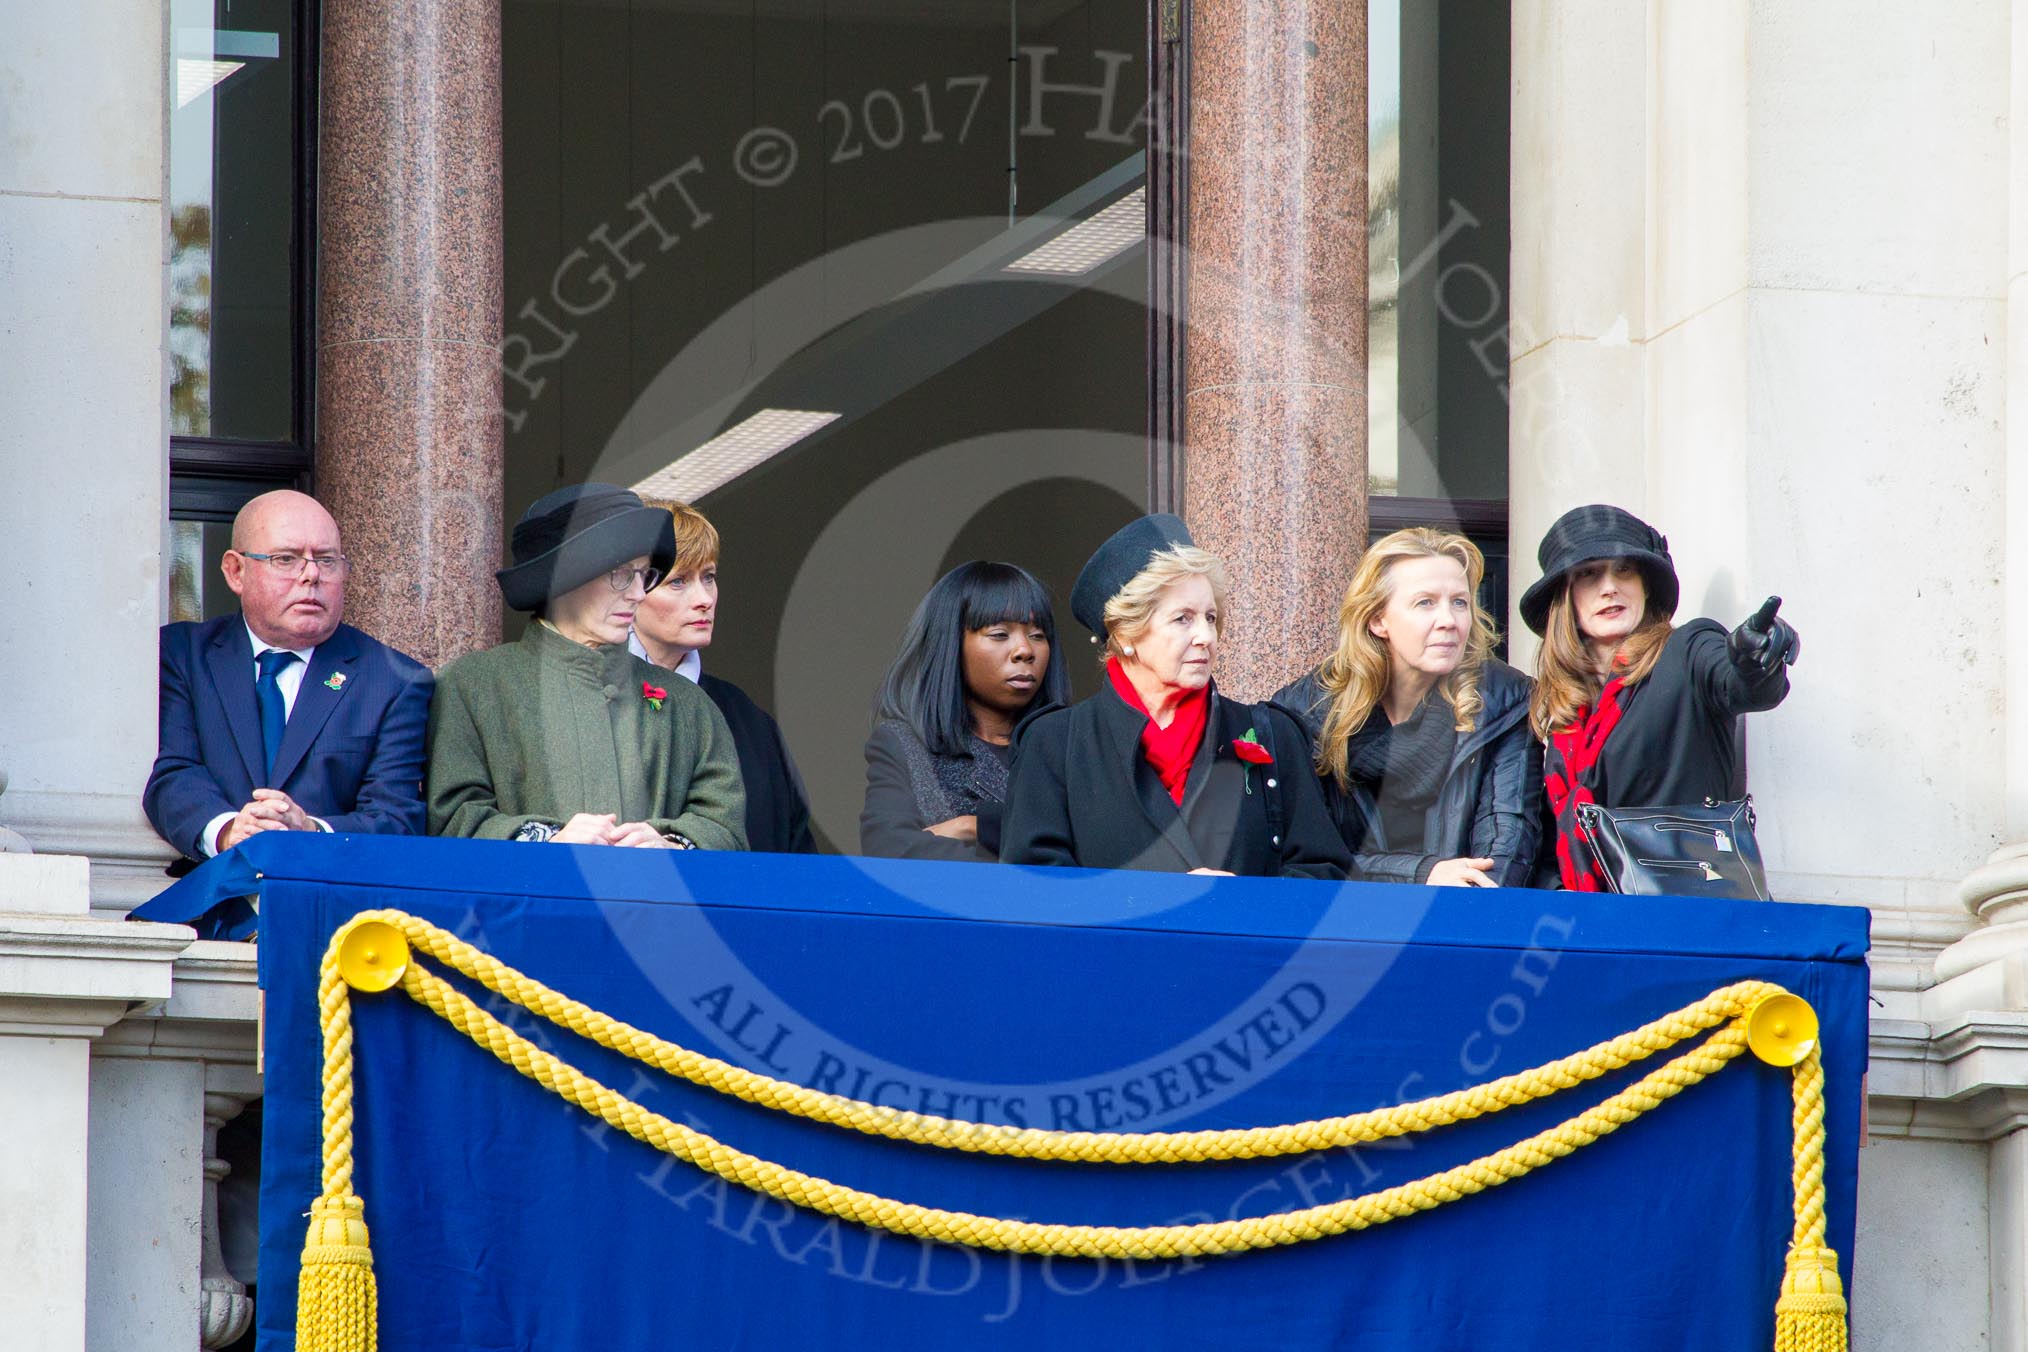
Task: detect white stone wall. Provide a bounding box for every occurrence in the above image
[1512,0,2012,940]
[0,0,177,909]
[1854,1137,1991,1351]
[1512,2,2025,1347]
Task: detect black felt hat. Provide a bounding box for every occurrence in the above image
[1069,513,1196,636]
[495,484,677,613]
[1517,503,1680,636]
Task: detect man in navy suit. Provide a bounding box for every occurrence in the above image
[144,490,433,865]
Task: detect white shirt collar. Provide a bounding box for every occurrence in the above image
[627,631,703,684]
[243,618,316,663]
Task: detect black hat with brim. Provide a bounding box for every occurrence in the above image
[1517,503,1680,636]
[495,483,677,613]
[1070,512,1196,636]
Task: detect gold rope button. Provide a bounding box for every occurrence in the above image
[1745,992,1819,1067]
[334,917,410,993]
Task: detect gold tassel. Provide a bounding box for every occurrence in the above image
[1773,1244,1847,1352]
[296,1194,378,1352]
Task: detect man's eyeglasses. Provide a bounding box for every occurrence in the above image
[239,551,352,579]
[606,565,664,593]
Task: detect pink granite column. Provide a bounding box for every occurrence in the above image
[316,0,503,668]
[1184,0,1366,701]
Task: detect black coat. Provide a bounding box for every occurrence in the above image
[1576,619,1789,807]
[1273,660,1544,888]
[1532,619,1791,887]
[699,674,815,855]
[859,719,1010,862]
[1000,683,1351,879]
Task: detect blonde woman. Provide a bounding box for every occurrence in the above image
[1000,515,1348,878]
[1274,528,1541,888]
[1520,505,1798,892]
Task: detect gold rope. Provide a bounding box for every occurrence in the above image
[373,907,1783,1163]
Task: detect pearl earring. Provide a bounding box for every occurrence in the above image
[1121,644,1135,656]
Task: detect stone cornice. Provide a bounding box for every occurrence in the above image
[158,940,259,1023]
[1869,1008,2028,1140]
[0,914,190,1009]
[0,788,180,914]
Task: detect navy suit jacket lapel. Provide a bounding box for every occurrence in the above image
[1093,686,1206,872]
[205,619,265,789]
[271,626,358,789]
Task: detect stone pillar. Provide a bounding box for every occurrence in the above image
[1993,1128,2028,1352]
[1937,0,2028,979]
[2004,0,2028,848]
[1183,0,1366,701]
[1941,0,2028,979]
[0,1,178,908]
[0,855,189,1352]
[317,0,505,669]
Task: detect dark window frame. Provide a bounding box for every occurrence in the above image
[167,0,321,525]
[1145,0,1187,511]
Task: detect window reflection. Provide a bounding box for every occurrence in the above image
[501,0,1151,850]
[1367,0,1510,505]
[169,520,238,624]
[168,0,295,443]
[1368,0,1401,496]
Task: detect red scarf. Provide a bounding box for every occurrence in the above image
[1106,657,1210,805]
[1544,677,1628,891]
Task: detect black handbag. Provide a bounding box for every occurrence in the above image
[1574,796,1770,901]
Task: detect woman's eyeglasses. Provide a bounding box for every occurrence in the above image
[605,565,664,592]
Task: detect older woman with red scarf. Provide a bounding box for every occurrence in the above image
[1000,515,1348,879]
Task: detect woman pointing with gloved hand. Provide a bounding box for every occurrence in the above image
[1521,505,1799,893]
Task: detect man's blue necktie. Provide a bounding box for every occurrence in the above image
[255,648,301,784]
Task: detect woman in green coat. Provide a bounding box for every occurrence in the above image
[428,484,747,849]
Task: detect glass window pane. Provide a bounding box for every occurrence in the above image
[169,519,241,623]
[1368,0,1400,495]
[502,0,1150,852]
[1369,0,1509,504]
[169,0,296,442]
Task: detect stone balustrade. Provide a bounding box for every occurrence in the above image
[0,851,260,1351]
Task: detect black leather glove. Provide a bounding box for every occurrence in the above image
[1728,596,1800,675]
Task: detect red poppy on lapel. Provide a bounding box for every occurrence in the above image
[1232,731,1273,764]
[642,681,668,711]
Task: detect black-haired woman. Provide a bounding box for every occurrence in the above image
[860,562,1070,862]
[1521,504,1799,891]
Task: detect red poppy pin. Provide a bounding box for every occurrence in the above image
[642,680,668,711]
[1232,730,1273,764]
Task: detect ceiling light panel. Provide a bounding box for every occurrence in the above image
[176,59,245,107]
[1004,187,1147,276]
[632,409,841,502]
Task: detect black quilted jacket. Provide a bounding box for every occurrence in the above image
[1272,659,1545,888]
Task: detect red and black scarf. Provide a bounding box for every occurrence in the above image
[1544,677,1628,891]
[1106,657,1209,805]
